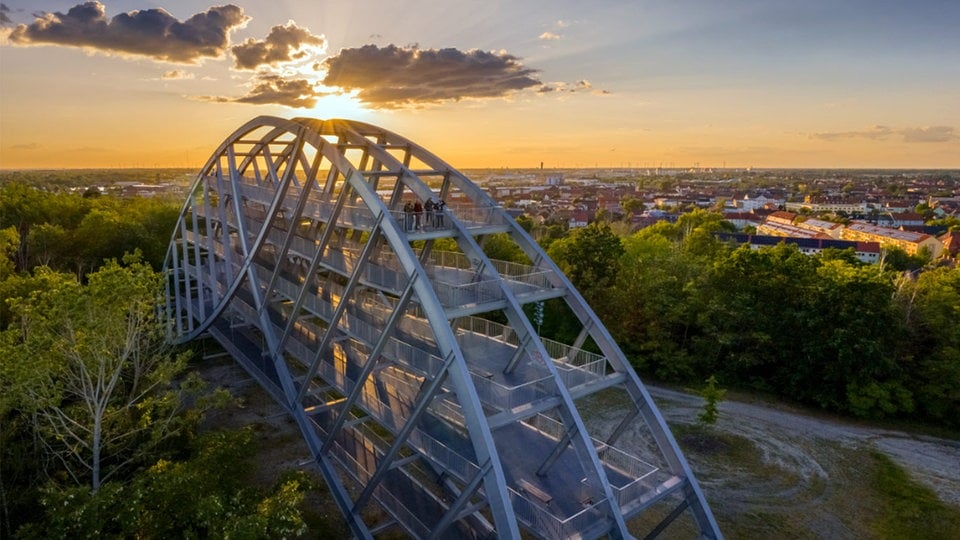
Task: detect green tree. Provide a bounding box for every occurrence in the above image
[898,267,960,427]
[547,222,624,309]
[24,223,69,268]
[928,215,960,231]
[0,185,179,277]
[0,184,90,272]
[698,375,726,426]
[0,226,17,280]
[914,201,934,221]
[694,243,820,389]
[2,257,197,491]
[612,233,703,380]
[880,246,928,272]
[812,261,911,417]
[515,214,535,233]
[480,232,531,264]
[18,429,314,539]
[620,196,646,216]
[535,216,569,251]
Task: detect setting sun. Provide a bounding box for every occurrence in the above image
[308,91,376,123]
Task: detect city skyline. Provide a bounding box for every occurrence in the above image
[1,0,958,170]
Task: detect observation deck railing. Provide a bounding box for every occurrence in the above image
[509,488,608,540]
[206,177,508,232]
[521,413,661,511]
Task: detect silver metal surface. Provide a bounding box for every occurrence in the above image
[162,116,722,539]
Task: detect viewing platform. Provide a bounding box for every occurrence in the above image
[163,116,721,539]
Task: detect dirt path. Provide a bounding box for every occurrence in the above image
[647,386,960,537]
[649,386,960,506]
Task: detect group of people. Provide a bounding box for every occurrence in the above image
[402,198,446,231]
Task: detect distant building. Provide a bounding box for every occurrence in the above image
[794,218,844,239]
[568,209,591,228]
[766,211,798,226]
[876,200,914,214]
[938,230,960,260]
[841,222,942,258]
[716,233,881,264]
[722,211,763,230]
[757,221,830,239]
[737,194,782,211]
[120,183,180,198]
[785,198,869,214]
[875,212,925,228]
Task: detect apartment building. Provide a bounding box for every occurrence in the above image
[840,222,943,258]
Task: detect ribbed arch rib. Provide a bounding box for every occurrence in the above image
[163,115,721,539]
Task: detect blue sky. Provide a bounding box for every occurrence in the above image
[1,0,958,168]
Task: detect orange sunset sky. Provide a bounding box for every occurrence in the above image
[1,0,958,170]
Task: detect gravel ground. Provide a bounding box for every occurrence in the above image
[648,386,960,506]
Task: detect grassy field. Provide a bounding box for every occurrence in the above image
[869,450,960,539]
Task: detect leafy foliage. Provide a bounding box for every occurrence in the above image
[698,375,726,426]
[481,232,531,264]
[2,257,203,491]
[17,429,310,539]
[548,222,624,308]
[0,183,179,277]
[538,212,960,428]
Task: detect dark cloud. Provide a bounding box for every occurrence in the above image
[6,1,249,63]
[231,21,324,70]
[1,3,12,25]
[321,44,542,108]
[198,73,323,108]
[812,125,956,143]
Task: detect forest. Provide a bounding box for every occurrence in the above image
[1,181,958,537]
[536,213,959,429]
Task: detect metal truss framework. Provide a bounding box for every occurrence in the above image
[162,116,722,539]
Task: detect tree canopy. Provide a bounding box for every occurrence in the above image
[527,210,960,428]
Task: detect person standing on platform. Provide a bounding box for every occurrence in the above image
[436,199,446,228]
[413,200,423,230]
[425,199,435,230]
[403,201,413,231]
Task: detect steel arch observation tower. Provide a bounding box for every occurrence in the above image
[162,116,722,539]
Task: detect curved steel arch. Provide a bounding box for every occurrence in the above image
[162,116,721,539]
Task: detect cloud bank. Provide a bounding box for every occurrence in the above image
[231,20,325,70]
[198,73,323,108]
[3,5,598,111]
[321,44,542,108]
[5,1,249,63]
[900,126,956,143]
